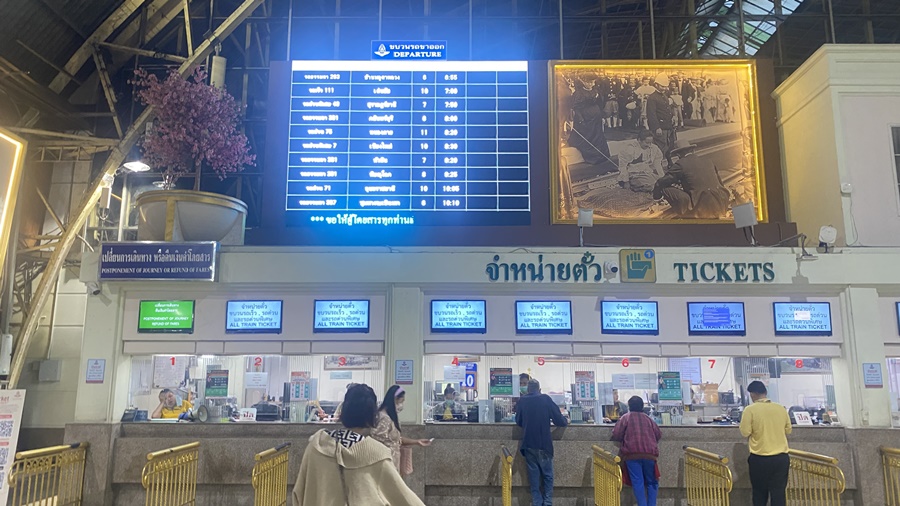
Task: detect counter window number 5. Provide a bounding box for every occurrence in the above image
[537,357,545,366]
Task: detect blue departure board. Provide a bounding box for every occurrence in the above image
[287,60,530,227]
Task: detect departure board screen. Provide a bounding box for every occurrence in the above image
[288,60,530,227]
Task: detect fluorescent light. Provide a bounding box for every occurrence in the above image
[123,161,151,172]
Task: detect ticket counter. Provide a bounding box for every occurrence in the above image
[126,353,384,423]
[422,354,839,426]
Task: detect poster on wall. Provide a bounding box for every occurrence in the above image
[0,390,26,506]
[574,371,596,401]
[657,371,683,403]
[205,369,229,397]
[550,60,766,224]
[489,368,514,397]
[290,372,311,401]
[153,356,189,388]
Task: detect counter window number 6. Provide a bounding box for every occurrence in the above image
[621,358,630,368]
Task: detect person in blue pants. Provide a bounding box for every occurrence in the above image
[515,379,569,505]
[611,396,662,506]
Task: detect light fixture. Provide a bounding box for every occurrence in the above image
[818,225,837,253]
[709,21,719,28]
[732,201,758,245]
[577,208,593,247]
[123,160,151,172]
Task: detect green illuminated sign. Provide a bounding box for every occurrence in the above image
[138,300,195,333]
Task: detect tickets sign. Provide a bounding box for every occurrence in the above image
[687,302,746,336]
[515,301,572,334]
[314,300,370,333]
[431,300,486,333]
[226,300,283,333]
[773,302,832,336]
[600,301,659,335]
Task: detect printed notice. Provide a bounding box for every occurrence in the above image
[0,390,26,506]
[489,368,513,397]
[515,301,572,334]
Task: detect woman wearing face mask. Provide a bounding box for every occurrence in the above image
[372,385,432,473]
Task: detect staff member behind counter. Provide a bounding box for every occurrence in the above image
[151,389,193,419]
[439,385,465,420]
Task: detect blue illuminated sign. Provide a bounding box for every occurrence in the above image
[600,301,659,335]
[515,301,572,334]
[687,302,746,336]
[287,60,530,227]
[313,300,370,333]
[372,40,447,60]
[431,300,486,333]
[773,302,832,336]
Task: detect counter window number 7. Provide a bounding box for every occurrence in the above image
[708,359,716,368]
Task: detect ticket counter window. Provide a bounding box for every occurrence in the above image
[421,355,838,426]
[127,354,384,423]
[888,358,900,427]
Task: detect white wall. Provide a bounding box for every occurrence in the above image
[774,44,900,246]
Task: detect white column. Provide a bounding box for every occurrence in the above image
[74,285,129,422]
[385,286,424,424]
[838,287,892,427]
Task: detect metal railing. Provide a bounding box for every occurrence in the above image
[252,442,291,506]
[591,445,622,506]
[787,449,846,506]
[683,446,733,506]
[7,442,89,506]
[499,446,513,506]
[883,446,900,506]
[141,442,201,506]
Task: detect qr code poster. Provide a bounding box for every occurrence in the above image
[0,390,26,506]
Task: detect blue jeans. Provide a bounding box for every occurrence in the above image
[625,459,659,506]
[522,448,554,506]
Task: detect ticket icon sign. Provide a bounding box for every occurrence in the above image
[619,249,656,283]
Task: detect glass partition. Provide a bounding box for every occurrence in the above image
[422,354,837,426]
[127,354,384,423]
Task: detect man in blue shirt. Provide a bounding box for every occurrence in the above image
[515,379,569,506]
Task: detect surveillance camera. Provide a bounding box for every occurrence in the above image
[86,281,101,296]
[604,261,619,274]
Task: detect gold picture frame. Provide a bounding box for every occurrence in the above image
[549,60,768,224]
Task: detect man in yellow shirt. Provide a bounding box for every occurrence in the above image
[739,381,791,506]
[151,389,193,419]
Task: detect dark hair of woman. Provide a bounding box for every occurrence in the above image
[379,384,404,432]
[443,384,456,397]
[340,383,378,429]
[628,395,645,413]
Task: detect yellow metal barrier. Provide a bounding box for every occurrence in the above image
[252,442,291,506]
[882,447,900,506]
[683,446,733,506]
[141,442,200,506]
[787,449,845,506]
[499,446,513,506]
[7,442,89,506]
[591,445,622,506]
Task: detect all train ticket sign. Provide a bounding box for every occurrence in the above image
[0,129,25,276]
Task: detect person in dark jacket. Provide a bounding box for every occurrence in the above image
[652,139,731,219]
[568,76,612,166]
[515,379,569,506]
[645,73,676,163]
[611,396,662,506]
